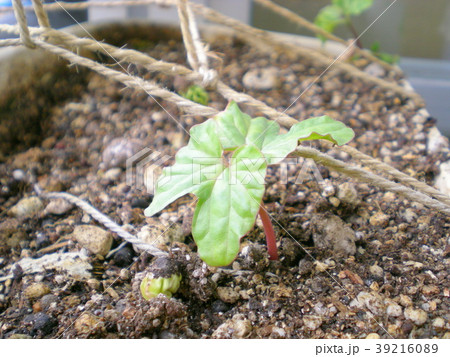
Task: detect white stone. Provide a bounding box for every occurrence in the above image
[404,307,428,326]
[243,67,279,90]
[9,197,43,218]
[435,160,450,197]
[427,127,448,155]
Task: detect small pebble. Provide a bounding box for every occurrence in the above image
[385,301,402,317]
[427,127,448,155]
[369,264,384,278]
[131,197,151,209]
[311,214,357,257]
[9,197,43,218]
[242,67,279,90]
[211,300,231,313]
[270,326,286,338]
[112,246,135,267]
[404,307,428,326]
[72,225,113,256]
[355,291,384,315]
[74,312,105,335]
[40,294,59,311]
[212,314,252,338]
[35,232,50,250]
[103,167,122,181]
[7,333,31,339]
[86,278,101,291]
[337,182,359,205]
[303,315,322,330]
[44,198,73,216]
[369,212,389,227]
[399,294,413,307]
[119,269,130,281]
[101,138,143,169]
[432,317,445,330]
[12,169,26,181]
[105,287,120,300]
[401,208,417,223]
[23,312,57,335]
[217,287,240,304]
[364,63,385,77]
[366,332,380,339]
[24,283,51,300]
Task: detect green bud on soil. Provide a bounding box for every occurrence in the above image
[140,273,182,300]
[139,257,182,300]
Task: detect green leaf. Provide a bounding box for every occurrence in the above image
[214,101,280,151]
[370,41,399,64]
[144,119,224,217]
[314,4,345,40]
[192,145,266,266]
[180,85,209,106]
[333,0,373,16]
[145,102,355,267]
[292,115,355,145]
[245,116,280,149]
[262,116,354,164]
[370,41,380,53]
[214,101,252,150]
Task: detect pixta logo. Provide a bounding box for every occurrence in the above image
[126,148,171,193]
[126,149,330,194]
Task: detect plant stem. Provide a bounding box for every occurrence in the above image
[346,18,363,49]
[258,203,278,260]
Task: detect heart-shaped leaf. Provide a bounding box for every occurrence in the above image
[144,119,224,217]
[314,4,345,38]
[192,145,266,266]
[333,0,373,16]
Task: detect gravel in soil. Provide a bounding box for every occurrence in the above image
[0,24,449,339]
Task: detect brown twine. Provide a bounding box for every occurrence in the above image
[30,35,450,216]
[0,38,23,47]
[33,39,217,118]
[31,0,50,28]
[0,0,423,104]
[176,0,217,87]
[294,146,450,215]
[340,145,450,207]
[177,0,199,72]
[12,0,35,48]
[187,1,424,106]
[1,7,449,216]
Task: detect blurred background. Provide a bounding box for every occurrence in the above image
[1,0,449,134]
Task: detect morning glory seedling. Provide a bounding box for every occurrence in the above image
[315,0,373,46]
[180,85,209,106]
[145,102,354,267]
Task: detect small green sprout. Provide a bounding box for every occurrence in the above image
[145,102,354,267]
[180,85,209,106]
[315,1,398,64]
[370,41,399,65]
[139,257,182,300]
[140,274,182,300]
[315,0,373,46]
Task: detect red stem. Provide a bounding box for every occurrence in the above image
[258,203,278,260]
[346,19,363,49]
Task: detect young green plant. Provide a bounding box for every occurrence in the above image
[145,102,354,267]
[314,0,373,48]
[180,84,209,106]
[314,0,398,63]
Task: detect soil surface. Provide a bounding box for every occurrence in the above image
[0,24,449,339]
